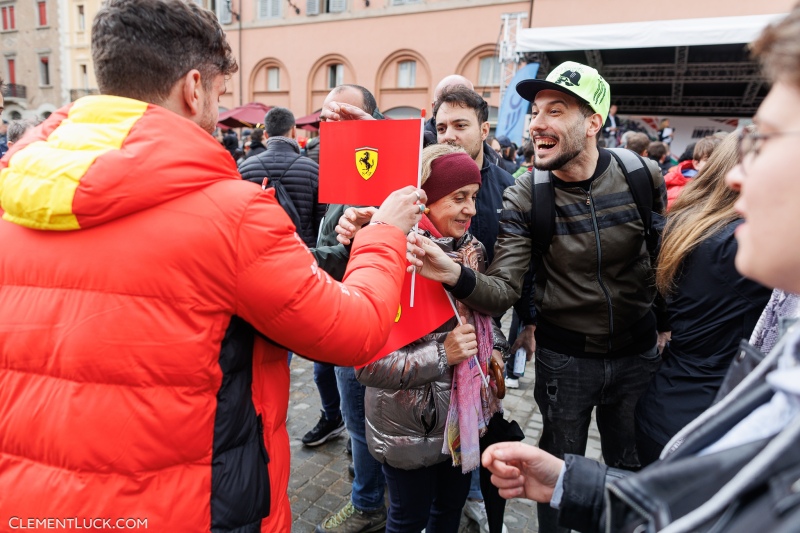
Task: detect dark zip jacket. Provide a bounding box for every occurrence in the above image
[449,149,667,357]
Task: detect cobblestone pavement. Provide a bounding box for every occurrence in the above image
[288,322,603,532]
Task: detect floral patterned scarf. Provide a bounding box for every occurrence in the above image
[417,216,500,472]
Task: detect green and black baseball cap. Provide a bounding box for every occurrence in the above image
[516,61,611,122]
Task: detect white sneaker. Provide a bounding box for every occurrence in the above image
[505,377,519,389]
[463,499,509,533]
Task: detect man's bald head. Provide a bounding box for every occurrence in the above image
[433,75,474,105]
[325,84,377,115]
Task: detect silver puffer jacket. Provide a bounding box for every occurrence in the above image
[355,231,508,470]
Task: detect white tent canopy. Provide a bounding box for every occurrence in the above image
[516,14,787,52]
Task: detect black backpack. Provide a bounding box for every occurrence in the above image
[529,147,663,267]
[252,157,303,231]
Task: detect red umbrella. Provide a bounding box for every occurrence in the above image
[217,102,272,128]
[295,110,321,131]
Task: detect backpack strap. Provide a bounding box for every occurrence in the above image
[529,148,659,265]
[530,168,556,265]
[607,147,656,252]
[256,156,304,230]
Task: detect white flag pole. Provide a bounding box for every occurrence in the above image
[445,292,489,389]
[410,109,426,308]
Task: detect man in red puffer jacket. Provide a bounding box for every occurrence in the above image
[0,1,426,532]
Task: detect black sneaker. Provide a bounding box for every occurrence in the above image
[302,410,345,447]
[346,437,352,455]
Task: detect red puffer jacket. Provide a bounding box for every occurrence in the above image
[0,96,406,532]
[664,160,697,210]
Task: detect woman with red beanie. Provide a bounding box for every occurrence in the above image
[354,144,508,532]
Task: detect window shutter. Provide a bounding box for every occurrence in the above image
[306,0,319,15]
[38,1,47,26]
[269,0,281,18]
[329,0,345,12]
[219,0,232,24]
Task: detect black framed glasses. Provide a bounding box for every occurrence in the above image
[737,128,800,171]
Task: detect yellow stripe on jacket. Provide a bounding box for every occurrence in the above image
[0,96,148,230]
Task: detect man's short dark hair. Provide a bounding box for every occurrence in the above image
[433,86,489,124]
[576,99,595,119]
[250,128,264,143]
[333,84,378,116]
[647,141,668,161]
[264,107,295,137]
[92,0,237,104]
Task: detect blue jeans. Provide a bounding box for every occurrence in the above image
[334,365,385,512]
[314,362,341,421]
[468,469,482,500]
[534,344,661,533]
[383,460,471,533]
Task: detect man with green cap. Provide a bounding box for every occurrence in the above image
[407,61,668,533]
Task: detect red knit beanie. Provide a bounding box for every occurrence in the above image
[422,152,482,205]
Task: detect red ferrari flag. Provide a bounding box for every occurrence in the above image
[318,118,423,205]
[358,269,456,368]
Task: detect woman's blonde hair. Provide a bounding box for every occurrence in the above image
[420,144,468,186]
[655,129,745,295]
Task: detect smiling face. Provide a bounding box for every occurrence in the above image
[427,183,480,239]
[529,90,591,171]
[726,81,800,293]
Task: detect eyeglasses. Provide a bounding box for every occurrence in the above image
[738,128,800,173]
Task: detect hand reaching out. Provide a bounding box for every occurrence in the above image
[481,442,564,503]
[406,232,461,285]
[320,101,375,122]
[336,187,426,245]
[335,207,378,245]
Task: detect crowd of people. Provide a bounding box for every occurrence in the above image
[2,1,800,533]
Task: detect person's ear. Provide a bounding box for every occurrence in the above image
[586,114,603,138]
[181,69,203,117]
[480,121,490,141]
[290,126,297,139]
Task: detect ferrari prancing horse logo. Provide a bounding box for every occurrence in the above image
[355,147,378,180]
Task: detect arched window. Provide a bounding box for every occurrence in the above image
[375,50,430,115]
[249,58,290,108]
[307,54,355,113]
[382,106,422,119]
[456,44,502,111]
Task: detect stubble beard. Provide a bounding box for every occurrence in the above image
[533,117,587,171]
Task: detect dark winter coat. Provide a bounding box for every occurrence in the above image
[238,137,326,247]
[635,220,770,447]
[471,143,515,265]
